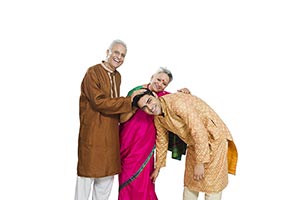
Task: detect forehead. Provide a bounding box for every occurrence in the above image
[138,94,152,107]
[153,73,170,82]
[111,44,127,53]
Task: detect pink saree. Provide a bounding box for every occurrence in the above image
[118,89,169,200]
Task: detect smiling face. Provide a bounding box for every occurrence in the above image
[106,43,127,71]
[137,94,162,115]
[148,72,170,93]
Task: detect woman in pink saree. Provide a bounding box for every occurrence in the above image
[118,68,188,200]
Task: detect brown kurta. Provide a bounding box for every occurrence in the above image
[154,93,238,193]
[77,62,132,178]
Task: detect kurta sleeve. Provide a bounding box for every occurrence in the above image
[119,85,144,123]
[174,98,211,164]
[82,68,132,115]
[154,118,169,169]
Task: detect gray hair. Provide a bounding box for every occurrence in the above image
[109,39,127,52]
[154,67,173,83]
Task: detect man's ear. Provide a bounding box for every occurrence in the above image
[106,49,111,58]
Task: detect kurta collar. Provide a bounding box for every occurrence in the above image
[101,61,115,74]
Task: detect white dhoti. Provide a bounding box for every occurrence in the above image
[74,175,114,200]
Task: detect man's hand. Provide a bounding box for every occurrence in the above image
[150,168,160,183]
[193,163,204,181]
[130,89,146,102]
[177,88,191,94]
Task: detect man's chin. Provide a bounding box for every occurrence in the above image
[113,62,122,68]
[152,111,159,116]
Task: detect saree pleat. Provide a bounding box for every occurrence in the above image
[118,109,158,200]
[119,146,155,191]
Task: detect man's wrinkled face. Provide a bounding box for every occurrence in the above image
[137,94,161,115]
[107,44,126,70]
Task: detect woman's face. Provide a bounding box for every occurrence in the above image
[148,72,170,93]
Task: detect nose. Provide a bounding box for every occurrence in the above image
[147,104,152,111]
[144,104,154,113]
[157,81,163,87]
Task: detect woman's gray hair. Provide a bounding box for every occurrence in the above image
[154,67,173,83]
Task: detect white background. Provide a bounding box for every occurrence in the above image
[0,0,299,199]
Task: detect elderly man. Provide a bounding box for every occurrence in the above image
[75,39,138,200]
[132,89,238,200]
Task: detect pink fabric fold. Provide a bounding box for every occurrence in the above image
[118,91,168,200]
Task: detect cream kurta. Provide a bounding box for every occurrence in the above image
[154,93,238,193]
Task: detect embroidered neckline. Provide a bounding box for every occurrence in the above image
[101,62,115,74]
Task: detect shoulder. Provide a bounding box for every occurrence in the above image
[157,90,171,97]
[86,64,102,73]
[161,93,192,108]
[89,63,101,69]
[161,92,181,100]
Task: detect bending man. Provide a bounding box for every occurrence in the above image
[132,89,238,200]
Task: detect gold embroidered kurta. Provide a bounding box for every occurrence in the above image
[154,93,238,193]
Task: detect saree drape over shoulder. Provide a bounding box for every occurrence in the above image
[118,87,168,200]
